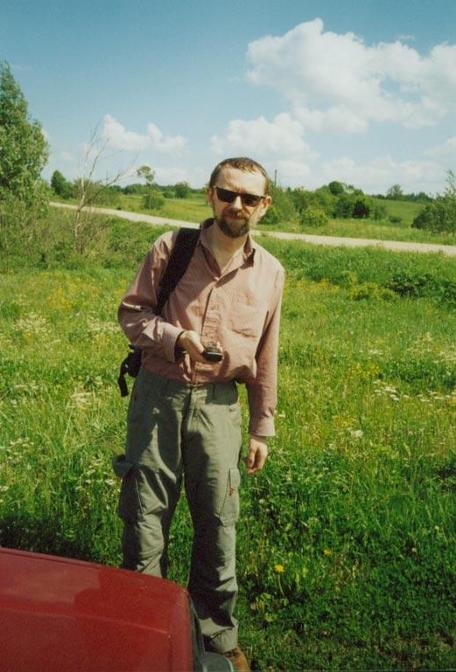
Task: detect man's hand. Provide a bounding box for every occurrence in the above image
[176,329,220,364]
[245,434,268,475]
[176,330,208,364]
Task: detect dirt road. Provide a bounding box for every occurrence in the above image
[50,202,456,257]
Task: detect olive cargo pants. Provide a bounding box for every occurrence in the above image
[113,368,242,653]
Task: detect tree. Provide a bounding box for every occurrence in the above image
[0,61,48,205]
[51,170,74,199]
[137,164,164,210]
[386,184,404,200]
[174,181,191,199]
[412,170,456,234]
[328,180,345,196]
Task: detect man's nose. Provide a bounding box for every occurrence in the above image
[232,194,243,208]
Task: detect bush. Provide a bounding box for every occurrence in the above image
[300,206,329,228]
[174,182,191,199]
[143,189,165,210]
[412,199,456,234]
[261,184,296,226]
[412,171,456,234]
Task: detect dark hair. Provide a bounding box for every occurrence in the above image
[209,157,270,195]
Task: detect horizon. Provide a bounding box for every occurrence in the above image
[1,0,456,195]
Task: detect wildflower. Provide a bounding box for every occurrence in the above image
[323,548,332,557]
[274,564,285,573]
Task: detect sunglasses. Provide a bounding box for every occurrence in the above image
[215,186,264,208]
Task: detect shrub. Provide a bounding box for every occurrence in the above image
[412,171,456,234]
[412,199,456,234]
[143,189,165,210]
[174,182,191,199]
[261,184,296,226]
[300,206,329,228]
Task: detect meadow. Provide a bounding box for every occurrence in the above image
[0,212,455,670]
[98,191,456,246]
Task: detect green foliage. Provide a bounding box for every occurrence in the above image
[386,184,404,200]
[328,180,345,196]
[174,181,191,199]
[412,170,456,234]
[51,170,74,199]
[261,184,296,226]
[143,188,165,210]
[0,62,48,206]
[299,206,329,228]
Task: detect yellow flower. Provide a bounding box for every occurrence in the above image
[274,564,285,573]
[323,548,332,557]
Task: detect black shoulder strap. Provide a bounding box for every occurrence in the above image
[156,227,200,315]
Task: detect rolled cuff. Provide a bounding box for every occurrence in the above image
[143,320,184,363]
[248,415,275,437]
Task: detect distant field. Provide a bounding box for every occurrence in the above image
[119,193,455,245]
[52,191,455,245]
[1,215,455,671]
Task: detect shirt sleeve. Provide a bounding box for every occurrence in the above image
[117,232,183,362]
[246,266,285,437]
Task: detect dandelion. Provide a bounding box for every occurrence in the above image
[323,548,332,557]
[274,564,285,574]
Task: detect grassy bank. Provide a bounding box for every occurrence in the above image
[0,217,455,670]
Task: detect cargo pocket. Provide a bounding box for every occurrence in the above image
[218,468,241,526]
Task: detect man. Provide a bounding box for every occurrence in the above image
[114,157,285,672]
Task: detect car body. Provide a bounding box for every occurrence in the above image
[0,547,232,672]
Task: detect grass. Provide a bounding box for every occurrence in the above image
[1,215,455,670]
[52,191,456,246]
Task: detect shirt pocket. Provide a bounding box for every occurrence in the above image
[228,297,266,338]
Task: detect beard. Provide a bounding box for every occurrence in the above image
[216,212,251,238]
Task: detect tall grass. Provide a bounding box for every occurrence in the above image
[1,216,455,670]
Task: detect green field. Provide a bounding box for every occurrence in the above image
[1,215,455,670]
[54,191,456,246]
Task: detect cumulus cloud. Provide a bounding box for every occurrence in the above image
[246,18,456,132]
[211,113,319,161]
[102,115,186,154]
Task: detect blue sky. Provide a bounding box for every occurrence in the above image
[1,0,455,193]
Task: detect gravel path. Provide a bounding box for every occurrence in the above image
[50,202,456,257]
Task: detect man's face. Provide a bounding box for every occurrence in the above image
[207,167,271,239]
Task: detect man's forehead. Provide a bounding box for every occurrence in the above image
[216,166,267,194]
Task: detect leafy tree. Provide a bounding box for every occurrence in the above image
[137,165,155,187]
[174,181,191,199]
[328,180,345,196]
[300,206,329,228]
[412,171,456,234]
[51,170,74,199]
[261,184,296,226]
[0,61,48,205]
[386,184,404,200]
[136,164,164,211]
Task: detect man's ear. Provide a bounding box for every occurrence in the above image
[207,186,215,206]
[260,194,272,215]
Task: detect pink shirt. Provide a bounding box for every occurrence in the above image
[118,220,285,436]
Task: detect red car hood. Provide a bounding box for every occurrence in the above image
[0,547,193,672]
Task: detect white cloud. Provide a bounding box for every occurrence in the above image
[211,113,319,161]
[318,155,443,194]
[246,18,456,132]
[60,151,74,162]
[102,115,187,154]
